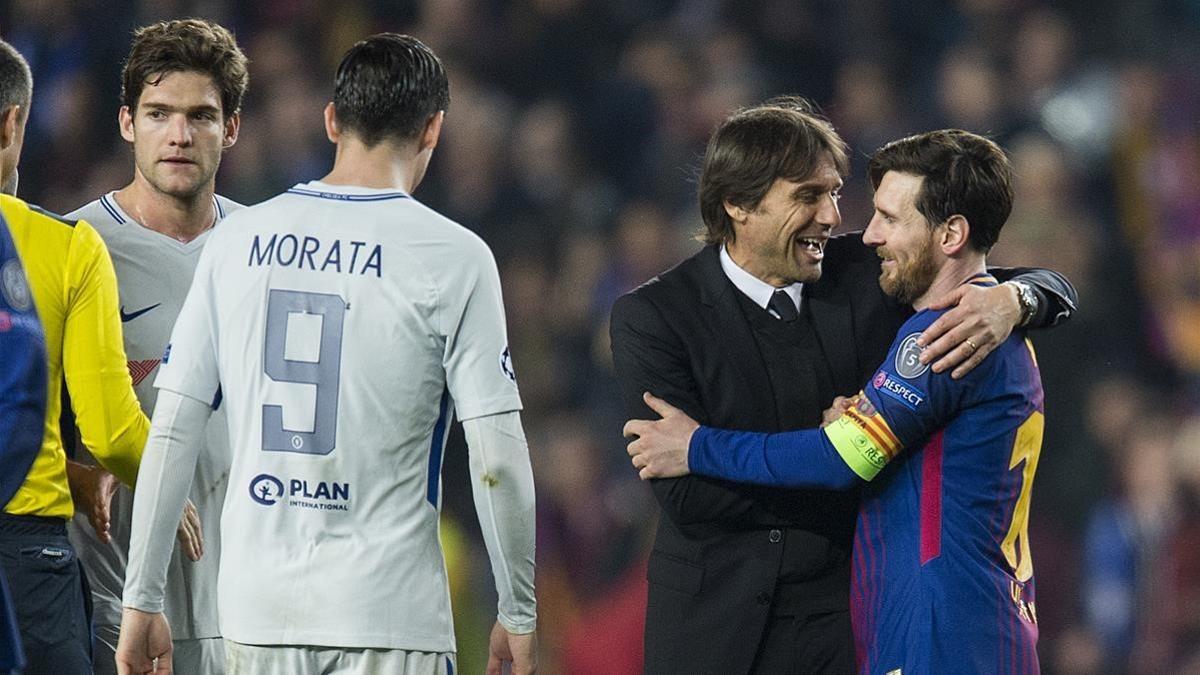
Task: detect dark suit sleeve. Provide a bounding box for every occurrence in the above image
[611,291,782,529]
[987,266,1078,328]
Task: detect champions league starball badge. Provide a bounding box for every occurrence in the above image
[0,259,32,313]
[500,345,516,383]
[894,332,929,379]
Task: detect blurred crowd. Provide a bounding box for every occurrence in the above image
[3,0,1199,672]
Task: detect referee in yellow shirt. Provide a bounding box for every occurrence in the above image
[0,39,150,672]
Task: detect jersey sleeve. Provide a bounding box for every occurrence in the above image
[440,238,522,421]
[688,425,863,489]
[153,230,222,407]
[62,219,148,487]
[834,311,971,478]
[688,311,974,487]
[463,411,537,633]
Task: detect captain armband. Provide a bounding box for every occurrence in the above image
[823,396,903,481]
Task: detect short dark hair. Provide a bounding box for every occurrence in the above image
[333,33,450,147]
[0,39,32,116]
[122,19,249,118]
[697,96,849,246]
[868,129,1013,253]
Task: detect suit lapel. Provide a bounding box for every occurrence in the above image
[804,279,860,395]
[693,247,776,425]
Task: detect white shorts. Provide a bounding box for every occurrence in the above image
[224,641,456,675]
[171,638,226,674]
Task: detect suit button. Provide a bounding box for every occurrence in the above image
[768,529,782,543]
[756,591,771,605]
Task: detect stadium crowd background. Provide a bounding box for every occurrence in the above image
[3,0,1199,672]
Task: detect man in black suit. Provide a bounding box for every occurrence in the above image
[610,98,1076,674]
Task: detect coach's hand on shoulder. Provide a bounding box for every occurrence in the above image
[917,282,1020,379]
[487,621,537,675]
[624,392,697,479]
[116,607,172,674]
[176,499,204,562]
[66,460,119,544]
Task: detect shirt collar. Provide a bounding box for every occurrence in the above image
[719,245,803,313]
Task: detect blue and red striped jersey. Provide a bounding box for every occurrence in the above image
[689,275,1044,673]
[0,212,45,509]
[0,211,45,673]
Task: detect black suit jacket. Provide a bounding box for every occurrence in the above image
[610,236,1076,674]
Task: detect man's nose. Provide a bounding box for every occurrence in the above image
[863,215,884,247]
[168,114,192,145]
[817,192,841,228]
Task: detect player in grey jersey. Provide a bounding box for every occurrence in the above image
[117,33,537,675]
[64,19,247,675]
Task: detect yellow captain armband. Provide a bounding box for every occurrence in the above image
[824,396,904,481]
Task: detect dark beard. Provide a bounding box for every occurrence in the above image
[880,238,938,305]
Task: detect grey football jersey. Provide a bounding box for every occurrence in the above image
[66,192,241,641]
[149,182,522,649]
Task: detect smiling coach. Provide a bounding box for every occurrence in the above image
[610,97,1078,673]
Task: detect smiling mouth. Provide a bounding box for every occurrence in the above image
[796,236,826,258]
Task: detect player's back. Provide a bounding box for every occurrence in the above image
[852,285,1043,674]
[168,182,520,651]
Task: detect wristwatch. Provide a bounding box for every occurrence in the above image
[1008,280,1039,327]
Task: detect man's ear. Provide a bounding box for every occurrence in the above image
[940,214,971,255]
[418,110,444,152]
[323,102,339,143]
[0,105,20,150]
[119,105,136,143]
[222,111,241,148]
[723,199,751,225]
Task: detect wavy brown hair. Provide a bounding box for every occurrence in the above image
[122,18,248,118]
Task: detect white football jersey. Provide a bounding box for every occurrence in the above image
[155,182,522,650]
[66,192,240,641]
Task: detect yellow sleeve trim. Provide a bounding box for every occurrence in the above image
[825,415,890,481]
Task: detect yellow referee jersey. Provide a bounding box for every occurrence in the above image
[1,194,148,519]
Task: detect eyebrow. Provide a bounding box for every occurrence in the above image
[874,204,898,219]
[141,102,221,114]
[792,180,843,199]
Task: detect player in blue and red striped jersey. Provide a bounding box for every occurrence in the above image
[0,209,46,675]
[626,129,1044,674]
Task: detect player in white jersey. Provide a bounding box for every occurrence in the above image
[64,19,247,675]
[117,33,538,675]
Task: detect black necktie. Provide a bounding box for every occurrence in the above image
[768,290,798,322]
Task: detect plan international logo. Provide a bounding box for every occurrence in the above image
[249,473,351,512]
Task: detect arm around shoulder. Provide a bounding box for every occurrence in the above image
[989,266,1078,329]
